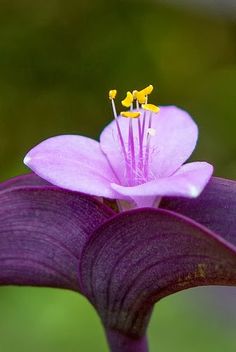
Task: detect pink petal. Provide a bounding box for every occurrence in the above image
[24,135,118,198]
[111,162,213,207]
[150,106,198,176]
[100,106,198,182]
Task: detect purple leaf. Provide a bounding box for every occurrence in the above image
[0,173,51,192]
[80,208,236,337]
[0,186,114,292]
[105,329,148,352]
[161,177,236,246]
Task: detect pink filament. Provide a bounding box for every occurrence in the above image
[144,112,153,179]
[128,118,136,184]
[115,110,153,186]
[115,119,128,164]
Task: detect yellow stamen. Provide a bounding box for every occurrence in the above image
[141,85,154,95]
[142,103,160,113]
[136,91,146,104]
[121,91,133,108]
[132,90,138,100]
[109,89,117,100]
[136,85,154,104]
[121,111,141,119]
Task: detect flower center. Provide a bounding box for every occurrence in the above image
[109,85,160,186]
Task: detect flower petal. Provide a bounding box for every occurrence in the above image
[0,185,114,292]
[100,106,198,182]
[111,162,213,207]
[149,106,199,176]
[80,208,236,337]
[161,176,236,246]
[24,135,118,198]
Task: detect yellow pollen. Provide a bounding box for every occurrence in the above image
[109,89,117,100]
[142,103,160,113]
[141,85,153,96]
[132,90,138,100]
[136,85,154,104]
[121,91,133,108]
[121,111,141,119]
[136,91,146,104]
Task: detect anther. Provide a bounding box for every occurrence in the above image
[136,85,154,104]
[141,85,153,95]
[121,111,141,119]
[142,103,160,113]
[109,90,117,100]
[136,91,146,104]
[109,89,118,119]
[121,91,133,108]
[132,90,138,100]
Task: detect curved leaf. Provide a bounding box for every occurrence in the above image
[105,328,148,352]
[0,173,51,192]
[0,186,114,292]
[80,208,236,337]
[161,177,236,246]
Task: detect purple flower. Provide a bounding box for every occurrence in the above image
[23,86,213,208]
[0,86,235,352]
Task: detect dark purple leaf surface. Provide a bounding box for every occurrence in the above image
[161,177,236,246]
[80,208,236,337]
[0,173,51,191]
[105,328,148,352]
[0,186,114,292]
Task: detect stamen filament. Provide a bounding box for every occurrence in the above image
[144,112,153,178]
[111,99,118,119]
[115,120,129,177]
[138,118,144,172]
[108,91,129,174]
[141,111,146,144]
[148,110,153,130]
[128,118,136,183]
[108,84,159,186]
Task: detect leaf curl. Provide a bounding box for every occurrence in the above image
[161,177,236,246]
[0,185,114,292]
[80,208,236,337]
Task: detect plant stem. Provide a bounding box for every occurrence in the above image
[105,329,149,352]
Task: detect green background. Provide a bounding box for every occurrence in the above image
[0,1,235,351]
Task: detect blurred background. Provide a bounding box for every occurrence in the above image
[0,0,235,351]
